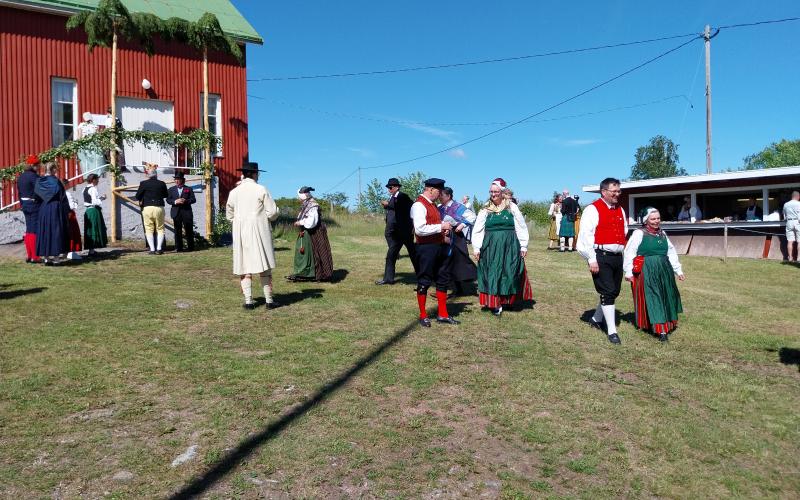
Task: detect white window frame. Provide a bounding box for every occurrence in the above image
[51,78,78,147]
[200,93,222,157]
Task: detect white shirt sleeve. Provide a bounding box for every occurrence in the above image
[548,203,556,216]
[471,209,487,251]
[664,231,683,275]
[623,229,643,278]
[411,201,442,236]
[577,204,600,263]
[263,188,279,222]
[300,205,319,229]
[462,206,477,225]
[88,185,102,206]
[510,203,529,250]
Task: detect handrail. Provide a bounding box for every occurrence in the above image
[0,163,110,212]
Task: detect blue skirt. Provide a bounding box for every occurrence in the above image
[35,201,68,256]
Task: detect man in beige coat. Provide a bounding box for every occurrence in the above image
[226,162,280,309]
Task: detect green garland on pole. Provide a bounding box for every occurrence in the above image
[0,129,218,182]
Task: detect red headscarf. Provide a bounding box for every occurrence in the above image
[491,177,507,188]
[26,154,40,166]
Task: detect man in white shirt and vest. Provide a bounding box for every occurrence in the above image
[412,178,458,327]
[577,177,628,344]
[783,191,800,262]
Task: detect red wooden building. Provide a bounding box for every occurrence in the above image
[0,0,262,207]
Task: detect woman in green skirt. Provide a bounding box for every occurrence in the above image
[471,178,532,316]
[288,186,333,281]
[82,173,108,255]
[623,207,685,342]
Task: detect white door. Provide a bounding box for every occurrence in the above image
[117,97,175,168]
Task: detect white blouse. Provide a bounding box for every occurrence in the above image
[471,202,529,252]
[298,204,319,229]
[622,229,683,278]
[84,185,103,207]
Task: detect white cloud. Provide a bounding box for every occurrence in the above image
[547,137,603,147]
[448,148,467,159]
[347,147,375,158]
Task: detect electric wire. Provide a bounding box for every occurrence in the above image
[247,32,699,82]
[322,168,359,194]
[716,16,800,29]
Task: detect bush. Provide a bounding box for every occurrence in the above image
[518,200,551,227]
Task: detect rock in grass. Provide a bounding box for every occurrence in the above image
[174,300,192,309]
[171,445,198,467]
[112,470,134,482]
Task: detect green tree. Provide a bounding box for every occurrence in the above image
[743,139,800,170]
[630,135,686,180]
[322,192,348,217]
[358,178,385,213]
[397,171,427,200]
[471,195,483,214]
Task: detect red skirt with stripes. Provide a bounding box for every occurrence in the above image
[479,265,533,309]
[631,256,677,334]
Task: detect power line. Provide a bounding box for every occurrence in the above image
[360,35,701,171]
[717,16,800,29]
[322,168,359,194]
[249,94,690,127]
[247,32,699,82]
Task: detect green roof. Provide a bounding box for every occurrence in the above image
[11,0,263,43]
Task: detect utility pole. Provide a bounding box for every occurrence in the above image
[357,166,362,209]
[704,25,719,174]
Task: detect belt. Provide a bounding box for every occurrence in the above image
[595,249,622,256]
[20,197,33,201]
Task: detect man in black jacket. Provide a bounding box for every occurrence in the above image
[166,170,196,252]
[135,163,169,254]
[376,177,417,285]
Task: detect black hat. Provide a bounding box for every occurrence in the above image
[386,177,401,188]
[424,178,446,190]
[298,186,315,194]
[173,170,186,179]
[238,161,265,173]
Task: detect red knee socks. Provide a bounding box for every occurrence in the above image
[24,233,38,260]
[417,293,428,319]
[436,290,449,318]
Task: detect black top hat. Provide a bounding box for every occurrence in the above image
[238,161,265,173]
[386,177,401,188]
[173,170,186,179]
[424,178,446,190]
[298,186,315,194]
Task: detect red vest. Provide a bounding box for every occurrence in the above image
[415,195,444,244]
[592,198,626,245]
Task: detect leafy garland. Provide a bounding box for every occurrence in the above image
[0,129,218,182]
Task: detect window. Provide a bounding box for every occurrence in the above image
[52,78,78,147]
[200,94,222,156]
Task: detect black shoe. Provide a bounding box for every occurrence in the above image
[156,250,164,255]
[418,318,431,327]
[375,279,395,285]
[243,302,256,310]
[492,307,503,317]
[436,316,460,325]
[658,333,668,342]
[266,301,280,310]
[608,333,621,344]
[148,251,156,255]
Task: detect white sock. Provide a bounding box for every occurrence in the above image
[260,272,273,303]
[241,276,253,304]
[602,305,617,334]
[156,233,164,251]
[559,237,565,250]
[145,234,155,251]
[592,303,603,323]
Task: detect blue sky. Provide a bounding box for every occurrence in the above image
[234,0,799,204]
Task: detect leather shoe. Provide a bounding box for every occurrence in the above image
[242,302,256,310]
[375,279,395,285]
[608,333,621,344]
[492,307,503,317]
[658,333,668,342]
[418,318,431,327]
[436,316,460,325]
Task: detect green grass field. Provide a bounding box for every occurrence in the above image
[1,219,798,498]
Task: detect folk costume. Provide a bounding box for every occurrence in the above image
[134,165,168,254]
[472,198,532,314]
[83,180,108,253]
[623,208,684,340]
[547,200,562,249]
[412,178,458,327]
[226,162,279,308]
[379,178,417,284]
[17,156,41,263]
[34,172,69,262]
[560,195,579,250]
[289,187,333,282]
[64,187,83,259]
[577,197,628,343]
[166,171,196,252]
[438,198,477,293]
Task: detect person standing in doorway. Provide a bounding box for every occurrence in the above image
[577,177,628,344]
[166,170,196,252]
[377,177,417,285]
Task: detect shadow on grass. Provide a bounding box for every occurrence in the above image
[0,286,47,300]
[253,288,325,308]
[330,269,349,283]
[581,308,624,327]
[773,347,800,371]
[780,260,800,268]
[393,272,418,285]
[170,306,463,498]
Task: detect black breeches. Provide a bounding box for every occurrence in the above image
[173,211,194,250]
[591,252,623,305]
[383,232,417,281]
[415,243,451,293]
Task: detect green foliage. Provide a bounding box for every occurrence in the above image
[66,0,155,54]
[517,200,551,226]
[471,195,483,214]
[630,135,686,180]
[322,192,349,215]
[358,171,427,213]
[209,208,232,246]
[742,139,800,170]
